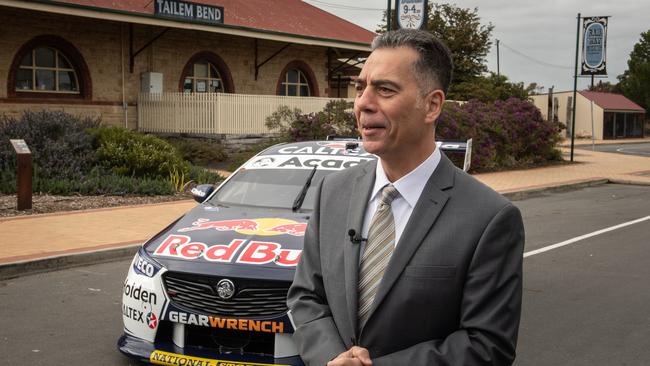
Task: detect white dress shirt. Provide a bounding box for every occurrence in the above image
[361,148,441,248]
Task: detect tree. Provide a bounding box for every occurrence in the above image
[427,3,493,85]
[449,73,531,102]
[586,81,620,93]
[525,82,545,95]
[617,30,650,111]
[376,3,493,87]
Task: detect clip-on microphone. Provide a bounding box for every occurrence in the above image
[348,229,367,244]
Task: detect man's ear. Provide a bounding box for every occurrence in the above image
[424,90,445,126]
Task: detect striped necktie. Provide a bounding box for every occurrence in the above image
[358,184,400,328]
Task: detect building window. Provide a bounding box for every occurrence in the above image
[280,69,311,96]
[179,52,233,93]
[276,61,319,97]
[8,35,91,100]
[15,47,79,93]
[182,61,224,93]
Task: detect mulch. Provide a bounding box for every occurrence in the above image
[0,193,192,218]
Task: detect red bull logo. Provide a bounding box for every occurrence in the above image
[153,235,301,266]
[177,218,307,237]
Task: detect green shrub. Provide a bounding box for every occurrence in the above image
[0,111,219,196]
[188,165,222,185]
[89,126,189,179]
[265,99,358,142]
[165,137,228,166]
[33,168,174,195]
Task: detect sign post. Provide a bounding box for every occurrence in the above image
[396,0,428,30]
[10,139,32,210]
[571,14,609,161]
[570,13,581,162]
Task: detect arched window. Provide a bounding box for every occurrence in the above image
[179,52,234,93]
[277,61,319,97]
[8,35,91,100]
[281,69,310,96]
[15,47,79,93]
[183,61,224,93]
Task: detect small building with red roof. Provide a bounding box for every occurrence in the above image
[532,90,646,140]
[0,0,374,131]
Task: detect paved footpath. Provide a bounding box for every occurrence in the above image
[1,138,648,278]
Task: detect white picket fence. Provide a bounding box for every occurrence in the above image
[138,92,354,135]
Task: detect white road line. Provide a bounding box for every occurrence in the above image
[615,148,650,156]
[524,215,650,258]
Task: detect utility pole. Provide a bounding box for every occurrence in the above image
[496,39,500,76]
[570,13,581,162]
[386,0,392,31]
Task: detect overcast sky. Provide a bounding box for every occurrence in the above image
[306,0,650,93]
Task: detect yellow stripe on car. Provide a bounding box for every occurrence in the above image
[150,350,289,366]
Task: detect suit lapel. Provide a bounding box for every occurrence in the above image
[367,154,456,322]
[343,161,376,337]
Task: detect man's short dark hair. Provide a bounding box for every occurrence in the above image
[371,29,453,95]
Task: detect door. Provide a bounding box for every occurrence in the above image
[603,112,614,139]
[615,113,626,138]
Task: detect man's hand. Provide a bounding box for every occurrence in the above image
[326,346,372,366]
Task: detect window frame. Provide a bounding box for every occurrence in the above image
[15,47,80,94]
[182,61,225,93]
[7,35,91,100]
[276,60,319,97]
[179,51,234,93]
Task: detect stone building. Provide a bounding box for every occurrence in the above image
[0,0,373,132]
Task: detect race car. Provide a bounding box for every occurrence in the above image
[118,138,471,366]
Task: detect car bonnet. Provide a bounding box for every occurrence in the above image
[143,205,309,281]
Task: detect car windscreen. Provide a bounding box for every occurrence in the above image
[208,168,333,210]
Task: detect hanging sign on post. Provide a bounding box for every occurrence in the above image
[581,16,608,75]
[396,0,428,30]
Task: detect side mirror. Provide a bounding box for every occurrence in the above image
[191,184,215,203]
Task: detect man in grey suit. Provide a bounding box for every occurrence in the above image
[287,29,525,366]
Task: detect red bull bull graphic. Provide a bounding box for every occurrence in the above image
[178,218,258,232]
[265,223,307,236]
[177,218,307,237]
[153,235,301,267]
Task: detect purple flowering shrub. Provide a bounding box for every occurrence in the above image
[437,98,562,172]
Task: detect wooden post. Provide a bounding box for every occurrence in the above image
[10,139,32,210]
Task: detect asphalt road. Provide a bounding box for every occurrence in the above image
[1,183,649,366]
[576,142,650,157]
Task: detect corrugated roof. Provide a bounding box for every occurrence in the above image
[49,0,376,45]
[579,91,645,112]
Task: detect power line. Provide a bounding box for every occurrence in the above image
[304,0,384,11]
[499,41,574,70]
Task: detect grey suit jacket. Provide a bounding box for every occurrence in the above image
[287,153,525,366]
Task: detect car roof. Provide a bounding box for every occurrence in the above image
[259,140,370,157]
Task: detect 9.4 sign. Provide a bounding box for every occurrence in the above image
[396,0,428,30]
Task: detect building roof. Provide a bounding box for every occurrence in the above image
[579,91,645,112]
[44,0,375,45]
